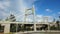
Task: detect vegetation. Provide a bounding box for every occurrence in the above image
[0,24,4,33]
[10,24,17,32]
[50,16,60,30]
[5,14,16,22]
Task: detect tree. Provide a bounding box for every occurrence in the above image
[50,25,57,30]
[56,20,60,30]
[0,24,4,33]
[5,14,16,22]
[55,16,60,30]
[10,23,17,32]
[9,14,16,22]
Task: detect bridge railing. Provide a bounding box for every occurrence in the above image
[0,22,60,34]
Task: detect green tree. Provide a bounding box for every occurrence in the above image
[5,14,16,22]
[56,20,60,30]
[50,25,57,30]
[10,24,16,32]
[9,14,16,22]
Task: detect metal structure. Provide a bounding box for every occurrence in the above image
[24,5,35,23]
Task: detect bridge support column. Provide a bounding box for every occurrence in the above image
[4,24,10,33]
[34,24,36,31]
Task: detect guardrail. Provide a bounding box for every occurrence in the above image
[0,21,60,34]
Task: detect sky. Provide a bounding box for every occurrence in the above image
[0,0,60,22]
[35,0,60,16]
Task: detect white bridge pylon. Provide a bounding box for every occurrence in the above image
[24,5,36,23]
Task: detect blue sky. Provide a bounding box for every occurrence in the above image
[35,0,60,16]
[0,0,60,22]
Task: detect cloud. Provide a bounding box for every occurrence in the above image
[0,0,36,22]
[18,0,37,12]
[45,9,52,12]
[14,0,36,22]
[0,2,5,9]
[58,12,60,14]
[36,15,53,22]
[16,14,33,22]
[0,11,9,20]
[26,18,33,22]
[0,12,7,16]
[0,0,10,9]
[43,16,53,22]
[0,0,54,22]
[36,15,43,22]
[36,15,43,18]
[0,0,10,19]
[0,0,10,11]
